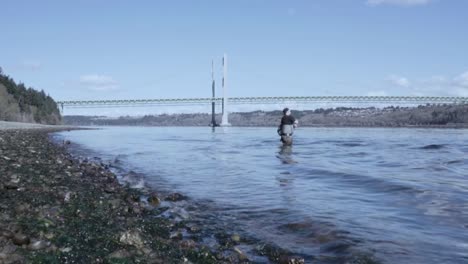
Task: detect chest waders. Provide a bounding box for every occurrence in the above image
[278,124,294,146]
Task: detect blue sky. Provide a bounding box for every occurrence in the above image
[2,0,468,114]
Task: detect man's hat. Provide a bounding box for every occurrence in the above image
[283,108,289,114]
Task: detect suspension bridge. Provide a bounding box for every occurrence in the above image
[57,95,468,108]
[56,54,468,126]
[57,95,468,126]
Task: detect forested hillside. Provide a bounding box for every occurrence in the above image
[0,67,61,124]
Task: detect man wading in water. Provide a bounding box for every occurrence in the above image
[277,108,298,145]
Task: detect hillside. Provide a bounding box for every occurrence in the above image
[0,68,61,124]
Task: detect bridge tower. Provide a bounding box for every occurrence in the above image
[210,60,217,127]
[220,53,231,126]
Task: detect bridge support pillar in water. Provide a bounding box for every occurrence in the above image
[220,53,231,126]
[210,60,217,127]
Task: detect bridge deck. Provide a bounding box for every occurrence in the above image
[58,96,468,107]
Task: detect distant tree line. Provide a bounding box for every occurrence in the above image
[63,104,468,128]
[0,67,61,124]
[294,105,468,127]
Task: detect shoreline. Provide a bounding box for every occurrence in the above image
[0,127,308,263]
[0,121,75,131]
[60,124,468,129]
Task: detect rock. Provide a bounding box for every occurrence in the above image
[278,255,305,264]
[179,239,197,249]
[0,253,24,264]
[231,234,241,243]
[0,229,14,239]
[12,233,30,246]
[119,230,144,248]
[44,233,55,240]
[29,240,51,250]
[131,203,142,215]
[165,193,186,202]
[4,182,19,190]
[64,191,72,202]
[170,231,183,240]
[9,174,20,183]
[215,252,225,260]
[60,247,72,253]
[0,244,17,254]
[187,225,201,233]
[4,223,19,233]
[126,192,140,202]
[64,159,73,166]
[139,247,153,255]
[46,244,58,253]
[108,249,131,259]
[15,204,30,214]
[147,193,160,206]
[108,199,121,209]
[234,247,249,261]
[44,206,60,219]
[104,186,116,193]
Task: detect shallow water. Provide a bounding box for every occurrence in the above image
[56,127,468,263]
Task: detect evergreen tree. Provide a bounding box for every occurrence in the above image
[0,67,61,124]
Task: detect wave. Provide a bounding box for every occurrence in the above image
[299,167,422,196]
[420,144,446,150]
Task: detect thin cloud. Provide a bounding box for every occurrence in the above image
[454,71,468,88]
[366,0,431,6]
[411,75,448,96]
[377,72,468,97]
[386,75,410,88]
[366,90,388,96]
[451,88,468,97]
[451,71,468,96]
[408,71,468,97]
[79,74,119,91]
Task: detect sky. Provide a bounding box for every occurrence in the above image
[1,0,468,115]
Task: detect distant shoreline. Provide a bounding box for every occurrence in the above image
[58,123,468,129]
[63,104,468,128]
[2,120,467,131]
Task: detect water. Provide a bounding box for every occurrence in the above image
[55,127,468,263]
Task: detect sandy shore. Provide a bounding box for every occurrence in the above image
[0,124,307,263]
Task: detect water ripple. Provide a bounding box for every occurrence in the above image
[55,127,468,264]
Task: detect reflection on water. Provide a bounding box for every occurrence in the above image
[56,127,468,263]
[277,145,297,165]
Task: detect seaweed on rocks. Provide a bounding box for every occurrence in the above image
[0,129,223,263]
